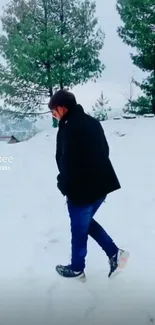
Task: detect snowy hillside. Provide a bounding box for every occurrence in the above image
[0,117,155,325]
[0,114,38,141]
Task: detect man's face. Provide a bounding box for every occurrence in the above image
[51,106,68,121]
[52,107,62,121]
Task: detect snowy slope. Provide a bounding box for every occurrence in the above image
[0,114,38,141]
[0,117,155,325]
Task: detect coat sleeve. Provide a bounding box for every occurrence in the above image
[57,123,81,196]
[56,136,61,172]
[97,121,109,157]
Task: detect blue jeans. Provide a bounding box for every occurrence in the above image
[67,197,118,271]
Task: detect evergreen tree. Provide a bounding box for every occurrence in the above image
[0,0,105,121]
[116,0,155,114]
[91,91,111,121]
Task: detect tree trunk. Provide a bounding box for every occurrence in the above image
[60,0,64,90]
[42,0,57,126]
[152,90,155,114]
[152,48,155,114]
[49,86,53,97]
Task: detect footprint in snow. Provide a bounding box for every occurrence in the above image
[44,238,59,250]
[44,229,58,238]
[22,214,28,219]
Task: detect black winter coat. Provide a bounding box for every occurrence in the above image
[56,105,121,205]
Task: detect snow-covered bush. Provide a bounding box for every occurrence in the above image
[90,92,111,121]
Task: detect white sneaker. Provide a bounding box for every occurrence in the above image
[108,249,129,278]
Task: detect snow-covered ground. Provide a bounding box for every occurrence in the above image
[0,117,155,325]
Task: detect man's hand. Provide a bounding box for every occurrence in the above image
[57,174,66,196]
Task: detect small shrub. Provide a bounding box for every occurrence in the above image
[91,91,111,121]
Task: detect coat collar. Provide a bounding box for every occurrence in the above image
[59,104,84,127]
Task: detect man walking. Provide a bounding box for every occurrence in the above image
[48,90,129,280]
